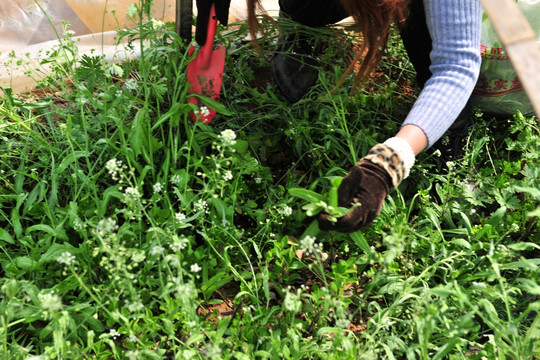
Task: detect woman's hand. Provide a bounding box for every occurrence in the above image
[317,136,418,233]
[317,159,392,233]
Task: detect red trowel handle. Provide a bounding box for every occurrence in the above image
[198,4,218,69]
[187,2,226,124]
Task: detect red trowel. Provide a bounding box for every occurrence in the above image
[187,4,226,124]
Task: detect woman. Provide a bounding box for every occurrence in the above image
[197,0,482,232]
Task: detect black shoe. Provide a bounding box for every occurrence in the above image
[271,19,319,103]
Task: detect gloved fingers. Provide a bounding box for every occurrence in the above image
[317,161,391,233]
[335,163,364,207]
[317,206,372,233]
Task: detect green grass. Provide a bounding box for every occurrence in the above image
[0,4,539,359]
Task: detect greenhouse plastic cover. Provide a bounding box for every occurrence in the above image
[0,0,280,93]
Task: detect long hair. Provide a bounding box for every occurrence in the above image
[246,0,410,91]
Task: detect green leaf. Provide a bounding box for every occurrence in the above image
[517,278,540,295]
[57,151,89,174]
[216,316,232,339]
[0,228,15,244]
[299,220,321,241]
[432,338,461,360]
[457,211,473,235]
[487,206,507,227]
[528,207,540,217]
[99,186,124,217]
[231,139,248,154]
[188,93,233,116]
[288,188,325,203]
[328,176,342,208]
[39,243,80,264]
[302,203,324,217]
[129,107,149,157]
[201,272,233,300]
[316,327,340,336]
[350,231,371,254]
[14,256,38,271]
[26,224,56,237]
[508,242,540,251]
[232,352,251,360]
[151,103,194,130]
[429,285,455,298]
[450,238,472,249]
[514,185,540,199]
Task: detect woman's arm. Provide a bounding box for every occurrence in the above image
[400,0,482,149]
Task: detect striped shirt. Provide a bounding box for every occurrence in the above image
[402,0,482,147]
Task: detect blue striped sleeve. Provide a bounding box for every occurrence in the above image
[402,0,482,148]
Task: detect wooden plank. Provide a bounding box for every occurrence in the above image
[478,0,540,117]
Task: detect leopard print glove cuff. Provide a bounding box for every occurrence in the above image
[363,139,415,188]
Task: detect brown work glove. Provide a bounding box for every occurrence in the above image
[317,142,411,233]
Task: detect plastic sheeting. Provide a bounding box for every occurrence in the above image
[0,0,280,93]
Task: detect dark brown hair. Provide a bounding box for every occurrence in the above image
[246,0,410,91]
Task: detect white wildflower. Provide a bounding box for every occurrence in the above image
[150,18,165,29]
[186,320,197,328]
[218,129,237,146]
[300,235,317,255]
[153,182,163,194]
[175,212,186,222]
[170,236,189,252]
[281,205,293,217]
[222,170,233,182]
[106,158,123,181]
[108,328,120,339]
[194,199,208,213]
[150,245,165,256]
[124,186,142,205]
[170,174,182,185]
[97,217,118,237]
[126,300,144,313]
[176,282,198,300]
[510,223,520,233]
[57,251,76,266]
[126,350,140,360]
[38,291,62,313]
[197,106,211,120]
[283,291,302,313]
[73,218,86,232]
[205,343,222,358]
[115,90,123,97]
[166,255,180,268]
[131,250,146,263]
[128,334,138,343]
[124,78,138,91]
[190,263,202,273]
